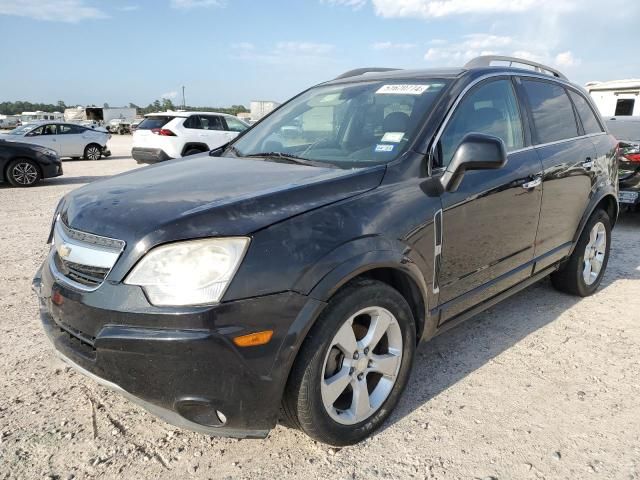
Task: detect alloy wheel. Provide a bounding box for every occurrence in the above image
[583,221,607,286]
[12,162,38,185]
[86,146,101,160]
[321,306,403,425]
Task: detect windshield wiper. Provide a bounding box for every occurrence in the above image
[243,152,336,168]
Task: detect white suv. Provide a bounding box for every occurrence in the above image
[131,111,249,164]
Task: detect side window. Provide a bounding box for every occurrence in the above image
[201,115,224,131]
[224,116,248,132]
[183,115,202,129]
[42,124,57,135]
[522,80,579,144]
[439,79,524,166]
[58,124,78,134]
[568,91,603,135]
[27,126,44,136]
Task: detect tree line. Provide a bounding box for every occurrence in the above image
[0,99,249,116]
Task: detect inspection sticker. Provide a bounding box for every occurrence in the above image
[375,144,395,152]
[381,132,404,143]
[376,84,429,95]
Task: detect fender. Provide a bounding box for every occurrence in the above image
[569,187,618,256]
[181,143,210,156]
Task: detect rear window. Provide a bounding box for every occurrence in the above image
[522,80,579,144]
[138,116,175,130]
[568,91,603,135]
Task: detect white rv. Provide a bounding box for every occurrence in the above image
[586,79,640,117]
[20,111,64,124]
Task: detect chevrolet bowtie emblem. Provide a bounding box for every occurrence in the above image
[58,244,72,259]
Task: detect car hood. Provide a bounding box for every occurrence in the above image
[60,155,385,248]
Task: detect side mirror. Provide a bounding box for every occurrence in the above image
[440,133,507,193]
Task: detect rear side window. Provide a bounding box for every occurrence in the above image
[568,91,603,135]
[201,115,224,130]
[58,124,85,134]
[522,80,579,144]
[439,79,524,166]
[183,115,202,129]
[138,116,175,130]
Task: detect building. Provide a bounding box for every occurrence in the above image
[250,100,281,122]
[236,112,252,123]
[586,79,640,117]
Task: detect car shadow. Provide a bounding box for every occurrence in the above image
[379,211,640,433]
[46,176,110,185]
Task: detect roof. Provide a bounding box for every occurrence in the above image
[328,68,464,84]
[144,110,237,118]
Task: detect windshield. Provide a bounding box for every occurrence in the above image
[7,125,36,135]
[230,80,449,167]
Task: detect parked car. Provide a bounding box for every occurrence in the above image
[0,117,19,129]
[108,119,131,135]
[34,56,618,446]
[129,119,142,133]
[1,122,111,160]
[0,139,62,187]
[131,111,249,164]
[606,117,640,207]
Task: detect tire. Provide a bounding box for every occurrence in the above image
[6,158,41,187]
[84,144,102,160]
[551,209,611,296]
[184,148,204,156]
[283,278,416,446]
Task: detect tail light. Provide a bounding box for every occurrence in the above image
[624,152,640,163]
[151,128,176,136]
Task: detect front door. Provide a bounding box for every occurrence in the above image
[433,77,543,322]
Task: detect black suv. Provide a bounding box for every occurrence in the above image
[34,56,618,446]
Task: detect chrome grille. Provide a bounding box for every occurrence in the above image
[50,218,125,291]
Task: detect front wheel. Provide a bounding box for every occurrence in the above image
[551,209,611,296]
[6,158,41,187]
[84,144,102,160]
[283,279,416,445]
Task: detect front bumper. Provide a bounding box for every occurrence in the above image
[34,256,325,438]
[131,147,172,165]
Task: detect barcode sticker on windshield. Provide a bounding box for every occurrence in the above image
[376,84,429,95]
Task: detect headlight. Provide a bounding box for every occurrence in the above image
[125,237,250,306]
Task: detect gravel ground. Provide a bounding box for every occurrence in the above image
[1,135,639,480]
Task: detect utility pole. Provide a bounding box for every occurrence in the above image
[182,86,186,109]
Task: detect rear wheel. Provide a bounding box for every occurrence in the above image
[6,158,41,187]
[184,148,205,156]
[283,279,416,445]
[551,209,611,296]
[84,144,102,160]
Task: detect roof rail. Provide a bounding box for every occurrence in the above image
[464,55,568,81]
[334,67,401,80]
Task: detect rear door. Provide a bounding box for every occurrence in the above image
[519,79,596,271]
[434,77,543,322]
[56,124,85,156]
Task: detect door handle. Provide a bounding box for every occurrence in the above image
[582,158,594,169]
[522,177,542,189]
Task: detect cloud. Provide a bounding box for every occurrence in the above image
[230,41,336,65]
[161,91,178,99]
[170,0,225,8]
[231,42,255,51]
[118,5,139,11]
[372,41,417,50]
[0,0,108,22]
[369,0,573,18]
[422,34,580,72]
[275,42,334,56]
[322,0,367,10]
[554,51,581,68]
